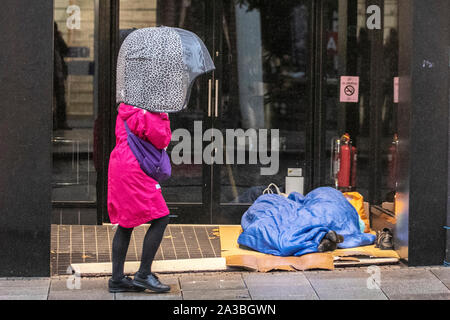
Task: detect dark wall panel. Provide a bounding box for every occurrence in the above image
[0,1,53,276]
[397,0,449,266]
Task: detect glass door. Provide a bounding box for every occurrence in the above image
[52,0,100,224]
[212,0,314,224]
[118,0,216,223]
[112,0,396,225]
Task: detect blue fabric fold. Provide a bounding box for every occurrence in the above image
[238,187,376,256]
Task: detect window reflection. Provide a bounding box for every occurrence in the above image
[219,0,310,208]
[381,0,399,206]
[326,0,398,209]
[52,0,97,219]
[119,0,207,204]
[53,22,70,131]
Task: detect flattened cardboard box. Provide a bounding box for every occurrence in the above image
[220,226,334,272]
[220,226,399,272]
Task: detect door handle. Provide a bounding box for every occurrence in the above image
[215,79,219,118]
[208,79,212,117]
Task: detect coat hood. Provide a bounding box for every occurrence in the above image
[116,26,215,113]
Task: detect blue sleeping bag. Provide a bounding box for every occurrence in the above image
[237,187,376,256]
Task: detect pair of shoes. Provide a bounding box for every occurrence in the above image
[375,228,394,250]
[132,271,171,293]
[318,230,344,252]
[108,276,146,293]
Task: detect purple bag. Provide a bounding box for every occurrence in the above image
[124,121,171,182]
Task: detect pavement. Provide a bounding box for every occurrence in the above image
[1,265,450,300]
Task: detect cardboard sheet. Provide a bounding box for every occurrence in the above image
[219,226,399,272]
[220,226,334,272]
[226,252,335,272]
[333,245,400,259]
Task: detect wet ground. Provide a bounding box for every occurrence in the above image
[1,265,449,300]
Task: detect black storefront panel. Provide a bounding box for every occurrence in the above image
[0,0,53,277]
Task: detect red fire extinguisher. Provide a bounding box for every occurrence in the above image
[337,133,357,191]
[387,133,398,190]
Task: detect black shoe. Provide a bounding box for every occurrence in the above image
[324,230,344,244]
[318,239,337,252]
[375,230,382,248]
[108,276,146,293]
[132,272,170,293]
[377,228,394,250]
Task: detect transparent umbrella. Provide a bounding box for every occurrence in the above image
[116,26,215,113]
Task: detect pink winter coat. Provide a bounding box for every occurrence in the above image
[107,103,172,228]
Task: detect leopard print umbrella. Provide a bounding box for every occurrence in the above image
[116,26,215,113]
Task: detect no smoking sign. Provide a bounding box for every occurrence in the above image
[340,76,359,103]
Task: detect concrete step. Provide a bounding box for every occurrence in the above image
[68,257,228,277]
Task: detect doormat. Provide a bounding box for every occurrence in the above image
[51,224,221,276]
[219,226,399,272]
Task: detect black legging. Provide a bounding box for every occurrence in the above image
[112,215,169,281]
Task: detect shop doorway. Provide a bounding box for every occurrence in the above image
[111,0,349,224]
[51,0,398,226]
[212,0,314,223]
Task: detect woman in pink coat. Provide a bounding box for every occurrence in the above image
[108,26,215,293]
[107,103,172,293]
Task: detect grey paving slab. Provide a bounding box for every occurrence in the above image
[115,275,182,300]
[306,270,370,280]
[50,277,110,291]
[182,289,251,300]
[380,280,450,295]
[379,268,438,281]
[243,272,312,286]
[305,271,373,289]
[0,277,51,280]
[430,267,450,288]
[0,279,50,288]
[250,290,318,300]
[308,278,378,291]
[48,290,114,300]
[315,288,387,300]
[2,267,449,300]
[246,285,317,297]
[308,270,388,300]
[116,291,182,300]
[386,292,450,300]
[0,278,50,299]
[180,273,246,291]
[305,271,387,300]
[180,273,249,300]
[0,295,48,300]
[379,269,450,299]
[48,278,114,300]
[243,272,318,300]
[250,294,318,300]
[0,287,49,296]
